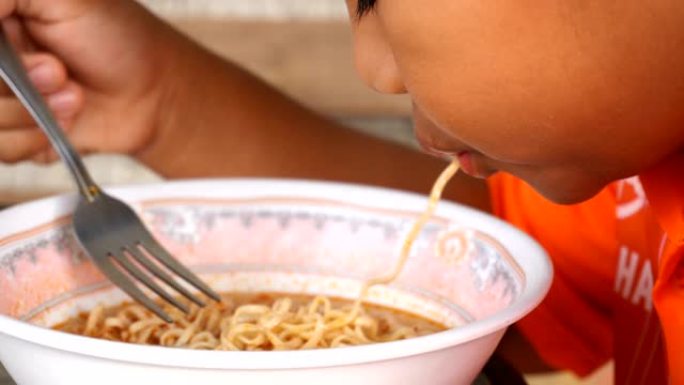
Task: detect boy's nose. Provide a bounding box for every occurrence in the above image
[349,8,406,94]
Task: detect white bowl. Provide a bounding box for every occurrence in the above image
[0,179,551,385]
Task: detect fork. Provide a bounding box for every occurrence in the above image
[0,30,221,322]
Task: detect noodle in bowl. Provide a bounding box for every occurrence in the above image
[0,179,552,385]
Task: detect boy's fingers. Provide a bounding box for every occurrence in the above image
[0,98,33,127]
[0,116,74,163]
[0,16,35,95]
[28,117,79,163]
[45,81,84,117]
[30,149,52,163]
[2,16,34,52]
[0,129,50,163]
[0,52,69,95]
[0,81,82,129]
[0,0,98,23]
[24,53,69,93]
[31,147,75,164]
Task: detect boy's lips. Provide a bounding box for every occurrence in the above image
[456,151,495,179]
[415,135,495,178]
[412,107,496,178]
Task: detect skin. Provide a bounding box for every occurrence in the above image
[345,0,684,203]
[3,0,683,373]
[0,0,491,211]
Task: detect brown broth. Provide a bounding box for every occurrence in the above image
[53,292,447,339]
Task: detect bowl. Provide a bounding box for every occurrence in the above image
[0,179,552,385]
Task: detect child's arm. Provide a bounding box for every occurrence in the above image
[0,0,490,211]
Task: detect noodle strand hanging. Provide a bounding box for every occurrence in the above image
[55,160,460,350]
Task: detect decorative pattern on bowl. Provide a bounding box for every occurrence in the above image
[0,179,551,385]
[0,198,521,324]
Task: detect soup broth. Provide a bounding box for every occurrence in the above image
[53,292,447,351]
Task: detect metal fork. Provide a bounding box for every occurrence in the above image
[0,30,220,322]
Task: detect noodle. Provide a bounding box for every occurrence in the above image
[55,160,460,350]
[351,159,460,314]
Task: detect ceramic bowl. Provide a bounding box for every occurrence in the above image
[0,179,552,385]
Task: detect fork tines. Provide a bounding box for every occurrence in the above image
[95,237,221,323]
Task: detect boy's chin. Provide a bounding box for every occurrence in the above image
[530,177,607,205]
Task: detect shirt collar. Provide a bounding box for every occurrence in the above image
[640,151,684,244]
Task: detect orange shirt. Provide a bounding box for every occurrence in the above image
[488,152,684,384]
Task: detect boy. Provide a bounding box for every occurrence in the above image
[0,1,681,383]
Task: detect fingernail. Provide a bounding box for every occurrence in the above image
[28,64,55,88]
[48,90,78,113]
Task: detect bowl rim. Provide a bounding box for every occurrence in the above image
[0,178,552,369]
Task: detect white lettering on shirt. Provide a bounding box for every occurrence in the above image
[615,245,639,298]
[631,259,653,312]
[614,245,654,313]
[616,177,647,219]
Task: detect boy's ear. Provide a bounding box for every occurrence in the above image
[350,11,406,94]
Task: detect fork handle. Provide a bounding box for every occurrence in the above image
[0,30,100,201]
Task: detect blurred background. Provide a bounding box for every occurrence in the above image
[0,1,611,384]
[0,0,417,205]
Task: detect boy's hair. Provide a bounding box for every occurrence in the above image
[357,0,377,17]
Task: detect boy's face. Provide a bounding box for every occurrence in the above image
[345,0,684,203]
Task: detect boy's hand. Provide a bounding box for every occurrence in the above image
[0,49,80,162]
[0,0,178,163]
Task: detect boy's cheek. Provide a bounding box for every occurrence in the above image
[372,0,684,187]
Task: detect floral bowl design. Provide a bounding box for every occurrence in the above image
[0,179,551,385]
